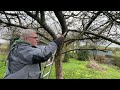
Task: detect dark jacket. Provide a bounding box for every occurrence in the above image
[3,39,58,79]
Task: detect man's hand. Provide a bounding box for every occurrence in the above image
[54,34,64,47]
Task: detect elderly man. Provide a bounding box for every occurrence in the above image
[3,29,64,79]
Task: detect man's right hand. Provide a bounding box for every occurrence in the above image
[54,34,64,47]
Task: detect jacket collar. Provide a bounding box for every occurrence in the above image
[12,39,30,48]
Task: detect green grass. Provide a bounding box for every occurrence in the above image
[0,54,7,62]
[113,51,120,57]
[0,54,7,79]
[49,58,120,79]
[0,61,7,79]
[1,57,120,79]
[0,44,8,49]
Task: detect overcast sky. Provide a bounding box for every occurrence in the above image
[0,38,9,44]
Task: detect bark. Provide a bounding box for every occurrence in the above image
[54,11,67,34]
[55,45,64,79]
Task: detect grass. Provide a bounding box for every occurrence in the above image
[0,44,8,49]
[1,56,120,79]
[0,61,7,79]
[49,58,120,79]
[113,51,120,57]
[0,54,7,62]
[0,54,7,79]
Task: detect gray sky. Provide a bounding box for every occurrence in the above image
[0,38,9,44]
[109,43,120,48]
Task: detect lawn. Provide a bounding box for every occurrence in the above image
[1,57,120,79]
[0,54,7,79]
[49,58,120,79]
[0,61,6,78]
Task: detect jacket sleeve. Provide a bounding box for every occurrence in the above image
[30,42,58,64]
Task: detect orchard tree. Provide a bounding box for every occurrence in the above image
[0,11,120,79]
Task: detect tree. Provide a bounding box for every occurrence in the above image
[0,11,120,79]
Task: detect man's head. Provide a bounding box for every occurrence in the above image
[20,29,39,46]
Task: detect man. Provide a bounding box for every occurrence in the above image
[3,29,64,79]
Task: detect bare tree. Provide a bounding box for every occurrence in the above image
[1,11,120,79]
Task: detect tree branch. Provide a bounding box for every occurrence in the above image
[61,48,108,54]
[79,11,102,39]
[64,37,99,45]
[0,11,18,16]
[67,29,120,46]
[54,11,68,34]
[0,19,28,29]
[85,11,102,30]
[85,31,120,45]
[37,32,51,42]
[24,11,57,39]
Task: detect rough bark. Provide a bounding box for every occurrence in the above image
[55,45,64,79]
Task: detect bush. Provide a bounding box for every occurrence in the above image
[76,50,90,61]
[63,53,70,62]
[62,51,76,62]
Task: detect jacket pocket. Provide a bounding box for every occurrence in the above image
[28,72,40,79]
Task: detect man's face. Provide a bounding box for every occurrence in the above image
[26,32,39,46]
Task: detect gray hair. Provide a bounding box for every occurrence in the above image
[20,29,36,39]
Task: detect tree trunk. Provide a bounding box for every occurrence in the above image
[55,45,64,79]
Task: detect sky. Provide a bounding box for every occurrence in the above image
[109,43,120,48]
[0,11,120,48]
[0,38,9,44]
[1,37,119,48]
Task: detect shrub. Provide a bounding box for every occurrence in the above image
[76,50,90,61]
[63,53,70,62]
